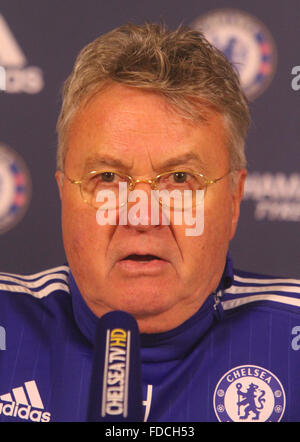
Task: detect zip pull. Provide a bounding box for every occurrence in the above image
[213,290,224,320]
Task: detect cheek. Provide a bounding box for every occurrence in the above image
[174,190,233,269]
[199,193,234,280]
[204,191,233,244]
[61,197,111,264]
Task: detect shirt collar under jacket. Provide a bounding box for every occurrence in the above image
[69,253,234,358]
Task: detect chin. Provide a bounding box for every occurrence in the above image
[108,286,174,317]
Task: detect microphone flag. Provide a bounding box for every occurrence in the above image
[87,310,143,421]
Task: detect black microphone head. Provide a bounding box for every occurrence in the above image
[88,310,143,422]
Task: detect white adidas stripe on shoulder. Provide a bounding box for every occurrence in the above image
[226,284,300,295]
[0,266,70,299]
[222,272,300,311]
[0,281,70,299]
[233,274,300,286]
[0,265,69,281]
[222,294,300,310]
[0,269,69,289]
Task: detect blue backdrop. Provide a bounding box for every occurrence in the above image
[0,0,299,278]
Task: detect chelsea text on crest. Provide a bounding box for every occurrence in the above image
[226,367,272,384]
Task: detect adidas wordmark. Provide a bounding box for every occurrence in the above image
[0,380,50,422]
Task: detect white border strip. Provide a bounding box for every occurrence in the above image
[123,330,130,418]
[222,293,300,310]
[101,329,110,418]
[142,385,153,423]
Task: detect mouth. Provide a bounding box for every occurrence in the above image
[122,254,162,262]
[117,253,168,275]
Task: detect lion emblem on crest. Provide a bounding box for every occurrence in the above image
[236,382,266,420]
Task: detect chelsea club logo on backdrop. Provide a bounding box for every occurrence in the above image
[190,9,277,100]
[0,144,31,234]
[213,365,286,422]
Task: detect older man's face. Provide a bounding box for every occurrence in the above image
[56,83,246,333]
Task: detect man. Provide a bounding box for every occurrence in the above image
[0,23,299,422]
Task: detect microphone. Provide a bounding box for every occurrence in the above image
[87,310,143,422]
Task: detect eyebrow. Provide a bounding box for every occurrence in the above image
[84,155,130,171]
[157,152,207,171]
[83,152,207,173]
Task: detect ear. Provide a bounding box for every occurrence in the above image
[55,170,64,201]
[230,168,247,240]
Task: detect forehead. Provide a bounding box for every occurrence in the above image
[65,84,229,174]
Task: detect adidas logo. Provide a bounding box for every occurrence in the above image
[0,380,51,422]
[0,14,43,93]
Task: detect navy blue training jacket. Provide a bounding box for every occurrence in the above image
[0,256,299,422]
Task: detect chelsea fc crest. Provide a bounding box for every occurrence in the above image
[0,144,31,234]
[213,365,286,422]
[191,9,277,100]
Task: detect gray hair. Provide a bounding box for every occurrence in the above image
[56,22,250,175]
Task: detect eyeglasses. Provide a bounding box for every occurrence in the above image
[63,169,232,210]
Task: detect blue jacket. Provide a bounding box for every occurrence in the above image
[0,256,299,422]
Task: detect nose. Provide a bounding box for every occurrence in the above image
[119,181,164,231]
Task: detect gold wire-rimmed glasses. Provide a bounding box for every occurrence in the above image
[62,169,232,210]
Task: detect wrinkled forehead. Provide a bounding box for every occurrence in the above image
[65,84,230,175]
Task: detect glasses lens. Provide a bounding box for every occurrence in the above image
[81,171,129,210]
[155,172,206,209]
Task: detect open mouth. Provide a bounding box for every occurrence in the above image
[118,253,167,274]
[122,254,162,262]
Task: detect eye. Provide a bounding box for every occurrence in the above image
[158,171,205,191]
[172,172,188,183]
[85,171,122,191]
[99,172,116,183]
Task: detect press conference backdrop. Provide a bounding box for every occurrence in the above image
[0,0,299,277]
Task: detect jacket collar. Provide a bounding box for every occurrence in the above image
[69,253,234,347]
